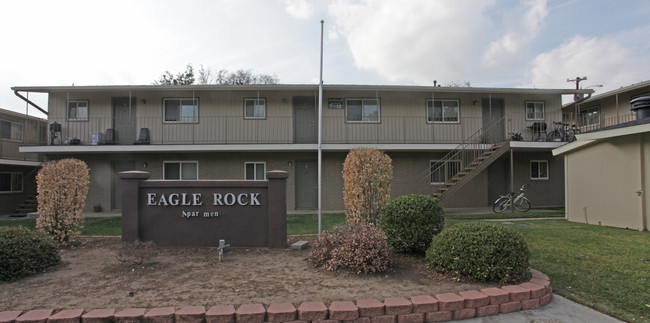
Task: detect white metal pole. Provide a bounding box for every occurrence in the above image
[318,19,324,240]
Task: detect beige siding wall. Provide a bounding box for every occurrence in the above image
[565,134,647,230]
[46,90,564,144]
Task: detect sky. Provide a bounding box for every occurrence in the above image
[1,0,649,118]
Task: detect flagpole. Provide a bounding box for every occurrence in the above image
[318,19,324,240]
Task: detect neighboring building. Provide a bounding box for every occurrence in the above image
[0,108,47,215]
[13,84,592,212]
[554,83,650,232]
[562,80,649,132]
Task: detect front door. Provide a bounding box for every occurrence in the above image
[112,97,137,144]
[295,160,318,209]
[111,160,135,210]
[481,98,505,143]
[294,97,316,143]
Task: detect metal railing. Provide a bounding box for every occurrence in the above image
[28,112,638,146]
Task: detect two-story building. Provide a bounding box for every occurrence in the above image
[13,84,592,212]
[0,108,47,215]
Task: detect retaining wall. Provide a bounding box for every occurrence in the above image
[0,269,552,323]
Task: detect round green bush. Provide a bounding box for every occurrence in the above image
[0,226,60,281]
[309,223,394,274]
[426,222,531,283]
[379,194,444,254]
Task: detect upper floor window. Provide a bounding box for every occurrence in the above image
[164,98,199,123]
[0,120,23,142]
[430,160,461,184]
[526,101,545,120]
[163,161,198,180]
[346,98,379,123]
[244,98,266,119]
[579,106,600,127]
[0,172,23,193]
[530,160,549,180]
[427,99,460,123]
[245,162,266,180]
[68,100,89,121]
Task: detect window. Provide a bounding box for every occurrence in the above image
[68,100,89,121]
[163,161,198,180]
[430,160,461,184]
[531,160,549,180]
[579,106,600,127]
[0,172,23,193]
[346,99,380,122]
[526,101,545,120]
[245,162,266,180]
[0,120,23,141]
[244,98,266,119]
[427,99,460,123]
[164,98,199,123]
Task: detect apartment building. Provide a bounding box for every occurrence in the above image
[14,84,592,212]
[0,108,47,215]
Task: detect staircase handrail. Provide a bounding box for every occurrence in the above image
[425,115,506,182]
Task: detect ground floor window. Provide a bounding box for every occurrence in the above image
[430,160,461,184]
[530,160,549,180]
[163,161,198,180]
[0,172,23,193]
[245,162,266,180]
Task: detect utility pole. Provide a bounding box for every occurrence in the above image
[567,76,587,102]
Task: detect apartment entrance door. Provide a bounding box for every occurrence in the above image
[111,160,135,210]
[481,98,505,143]
[294,96,317,143]
[295,159,318,209]
[112,97,137,145]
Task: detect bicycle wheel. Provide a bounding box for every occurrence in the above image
[546,130,562,142]
[493,197,510,213]
[514,197,531,212]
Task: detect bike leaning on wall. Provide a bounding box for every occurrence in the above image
[492,184,531,213]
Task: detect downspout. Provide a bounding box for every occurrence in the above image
[640,136,647,231]
[14,91,48,115]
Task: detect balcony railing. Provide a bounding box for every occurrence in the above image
[31,113,637,147]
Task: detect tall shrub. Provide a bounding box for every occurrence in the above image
[36,158,90,243]
[379,194,444,254]
[342,148,393,225]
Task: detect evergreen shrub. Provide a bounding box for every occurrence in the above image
[0,226,60,281]
[379,194,444,254]
[426,222,531,283]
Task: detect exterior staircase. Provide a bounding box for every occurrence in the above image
[432,142,510,200]
[10,193,38,217]
[429,115,509,203]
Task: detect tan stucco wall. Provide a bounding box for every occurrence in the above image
[565,134,649,231]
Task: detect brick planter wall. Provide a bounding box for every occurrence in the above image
[0,269,552,323]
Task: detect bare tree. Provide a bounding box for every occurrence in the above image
[153,64,195,85]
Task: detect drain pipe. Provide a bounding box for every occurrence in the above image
[14,91,48,115]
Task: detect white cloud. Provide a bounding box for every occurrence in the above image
[524,28,650,95]
[482,0,548,70]
[328,0,497,85]
[284,0,315,19]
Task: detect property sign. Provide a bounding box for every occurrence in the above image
[120,171,288,248]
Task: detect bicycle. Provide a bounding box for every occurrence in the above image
[546,121,580,142]
[492,184,531,213]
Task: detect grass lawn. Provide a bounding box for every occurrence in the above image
[287,213,346,235]
[0,217,121,236]
[445,210,564,220]
[489,219,649,323]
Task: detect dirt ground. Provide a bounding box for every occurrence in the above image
[0,236,498,311]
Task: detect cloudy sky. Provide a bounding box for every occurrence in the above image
[2,0,649,117]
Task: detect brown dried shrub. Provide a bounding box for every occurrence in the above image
[36,158,90,244]
[342,148,393,225]
[309,223,394,274]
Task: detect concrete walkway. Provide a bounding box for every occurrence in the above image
[462,294,623,322]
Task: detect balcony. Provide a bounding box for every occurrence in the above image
[27,112,636,147]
